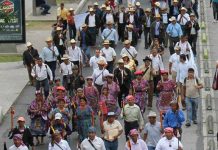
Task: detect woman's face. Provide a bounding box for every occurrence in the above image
[80,99,86,106]
[58,100,65,108]
[136,75,142,80]
[162,74,168,80]
[87,79,93,85]
[123,57,129,61]
[102,89,108,95]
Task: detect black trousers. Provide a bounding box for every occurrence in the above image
[124,121,139,141]
[106,61,114,73]
[188,34,198,56]
[95,84,103,94]
[169,36,180,55]
[153,74,161,94]
[45,61,56,80]
[118,85,129,108]
[118,23,126,42]
[144,27,151,48]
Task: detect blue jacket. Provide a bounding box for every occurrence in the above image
[163,108,185,128]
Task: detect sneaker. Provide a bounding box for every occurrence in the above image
[213,20,217,23]
[185,122,191,127]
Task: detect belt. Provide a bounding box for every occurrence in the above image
[104,139,118,143]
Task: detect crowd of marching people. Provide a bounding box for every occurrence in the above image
[9,0,205,149]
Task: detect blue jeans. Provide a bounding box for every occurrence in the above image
[148,146,156,150]
[104,139,118,150]
[185,97,198,123]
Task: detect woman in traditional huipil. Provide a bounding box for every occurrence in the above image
[83,76,99,115]
[75,97,94,144]
[103,73,120,100]
[99,87,120,120]
[132,70,149,113]
[157,71,176,112]
[50,97,71,124]
[27,91,50,145]
[49,86,70,109]
[122,54,136,73]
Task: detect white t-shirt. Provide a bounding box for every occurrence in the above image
[92,68,109,85]
[9,145,28,150]
[169,53,180,72]
[60,62,74,75]
[89,56,107,70]
[68,46,82,62]
[101,47,116,62]
[156,137,183,150]
[120,46,137,58]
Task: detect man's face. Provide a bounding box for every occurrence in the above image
[13,138,22,147]
[18,121,25,127]
[190,16,195,21]
[118,63,124,68]
[144,60,150,66]
[95,50,100,57]
[165,132,173,139]
[64,59,69,64]
[88,132,96,140]
[148,117,156,124]
[37,60,42,66]
[108,116,115,123]
[60,4,64,9]
[152,49,158,56]
[128,98,135,105]
[188,71,194,78]
[54,133,62,143]
[104,44,110,49]
[27,46,32,50]
[47,41,52,47]
[124,43,130,48]
[71,43,76,47]
[131,134,138,143]
[175,50,180,55]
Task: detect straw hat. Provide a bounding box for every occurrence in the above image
[70,39,76,43]
[81,23,87,28]
[155,14,161,18]
[135,2,140,6]
[190,13,195,16]
[126,24,134,29]
[94,2,98,6]
[155,2,160,7]
[45,36,52,42]
[26,42,32,47]
[89,8,94,12]
[61,54,70,60]
[128,7,135,12]
[56,27,62,31]
[180,7,187,11]
[145,8,151,12]
[69,8,74,11]
[106,7,111,11]
[123,40,131,45]
[169,16,176,21]
[173,0,178,2]
[97,59,106,65]
[147,111,157,117]
[103,40,110,45]
[106,21,113,25]
[122,53,129,58]
[117,59,124,64]
[101,4,106,8]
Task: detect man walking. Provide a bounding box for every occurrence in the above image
[114,59,132,108]
[166,16,183,55]
[31,57,53,99]
[102,112,123,150]
[121,95,144,140]
[185,13,200,57]
[23,42,39,85]
[144,111,162,150]
[90,49,107,71]
[80,127,106,150]
[163,101,185,140]
[101,21,118,48]
[156,127,183,150]
[183,68,203,127]
[40,37,59,79]
[101,40,116,73]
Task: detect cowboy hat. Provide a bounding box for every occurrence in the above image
[169,16,176,21]
[70,39,76,43]
[103,40,110,45]
[61,54,70,60]
[26,42,32,47]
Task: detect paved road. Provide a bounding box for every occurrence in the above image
[0,0,204,149]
